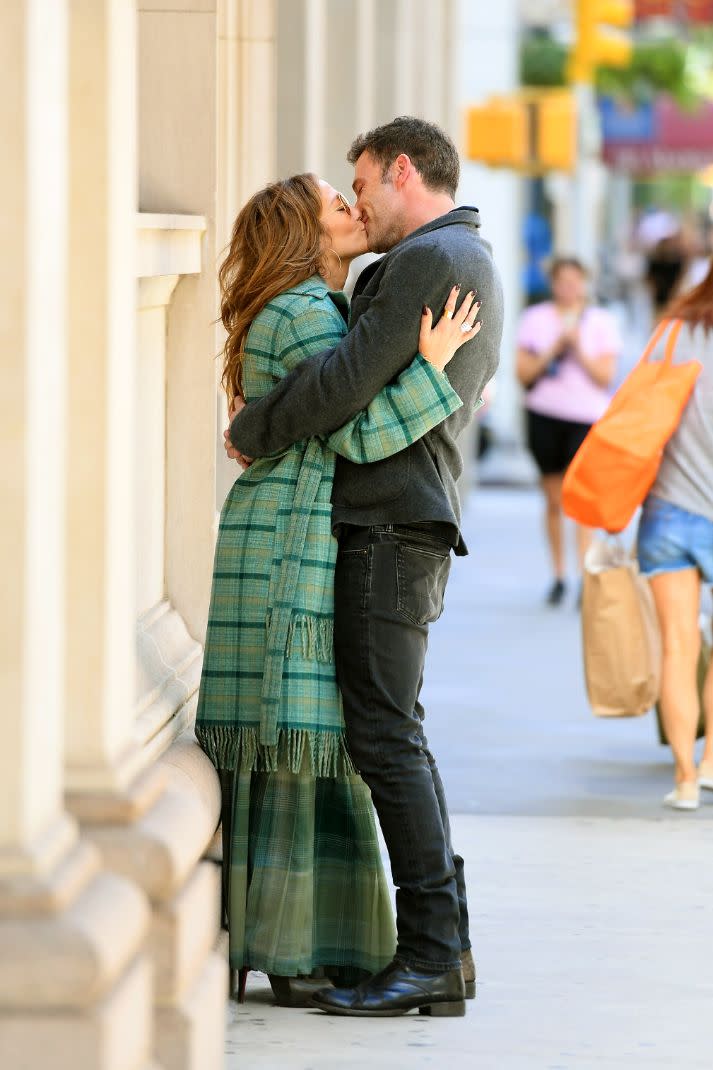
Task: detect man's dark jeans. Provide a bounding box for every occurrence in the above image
[334,523,470,972]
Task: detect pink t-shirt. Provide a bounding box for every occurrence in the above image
[517,302,621,424]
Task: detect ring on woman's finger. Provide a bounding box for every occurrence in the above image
[444,309,454,319]
[461,322,473,332]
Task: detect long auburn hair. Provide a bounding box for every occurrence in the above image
[666,255,713,332]
[219,174,326,405]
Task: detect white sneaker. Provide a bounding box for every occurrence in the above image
[698,763,713,791]
[664,782,700,810]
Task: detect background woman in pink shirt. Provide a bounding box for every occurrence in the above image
[516,257,621,606]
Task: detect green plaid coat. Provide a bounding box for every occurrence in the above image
[195,275,462,975]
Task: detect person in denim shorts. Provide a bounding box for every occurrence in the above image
[637,256,713,810]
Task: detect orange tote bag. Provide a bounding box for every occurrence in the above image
[562,319,701,533]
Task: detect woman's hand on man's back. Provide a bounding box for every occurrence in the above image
[225,397,253,468]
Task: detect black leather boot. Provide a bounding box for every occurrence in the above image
[268,974,334,1008]
[461,948,476,999]
[310,959,466,1017]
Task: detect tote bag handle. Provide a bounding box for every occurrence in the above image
[639,318,683,368]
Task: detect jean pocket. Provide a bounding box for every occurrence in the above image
[396,544,451,626]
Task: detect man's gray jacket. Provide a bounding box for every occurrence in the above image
[229,207,503,553]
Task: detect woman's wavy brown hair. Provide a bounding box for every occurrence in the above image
[666,254,713,332]
[219,174,326,405]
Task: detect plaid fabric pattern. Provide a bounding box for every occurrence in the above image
[196,275,461,974]
[225,767,396,975]
[196,275,462,771]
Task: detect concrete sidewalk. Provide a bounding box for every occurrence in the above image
[225,489,713,1069]
[226,816,712,1069]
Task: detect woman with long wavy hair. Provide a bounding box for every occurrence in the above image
[195,174,480,1005]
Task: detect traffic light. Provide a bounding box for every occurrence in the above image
[569,0,634,83]
[465,90,577,174]
[466,97,528,169]
[536,90,577,172]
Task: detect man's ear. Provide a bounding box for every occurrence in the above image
[392,153,412,190]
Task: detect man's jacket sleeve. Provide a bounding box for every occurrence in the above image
[230,243,455,458]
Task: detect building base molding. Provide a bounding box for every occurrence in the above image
[0,835,97,918]
[135,601,203,764]
[64,739,160,802]
[0,840,153,1070]
[0,954,154,1070]
[155,951,227,1070]
[72,731,223,1070]
[80,735,220,903]
[66,763,168,827]
[152,862,221,1006]
[0,869,149,1010]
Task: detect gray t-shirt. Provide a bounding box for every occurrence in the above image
[649,321,713,522]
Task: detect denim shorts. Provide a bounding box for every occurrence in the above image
[637,496,713,583]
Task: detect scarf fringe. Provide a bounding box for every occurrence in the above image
[265,609,334,664]
[195,723,357,778]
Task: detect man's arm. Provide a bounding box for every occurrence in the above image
[230,242,456,458]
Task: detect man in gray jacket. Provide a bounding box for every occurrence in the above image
[229,117,503,1017]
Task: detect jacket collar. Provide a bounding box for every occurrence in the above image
[287,274,330,298]
[398,206,481,250]
[284,274,349,322]
[351,208,483,303]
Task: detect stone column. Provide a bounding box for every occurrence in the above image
[324,0,361,193]
[217,0,276,239]
[0,0,74,890]
[216,0,277,508]
[135,215,207,767]
[65,5,225,1068]
[355,0,376,135]
[394,0,416,116]
[64,0,149,804]
[416,0,445,124]
[139,1,223,643]
[276,0,307,178]
[372,1,399,125]
[455,0,525,462]
[303,0,327,174]
[0,4,151,1067]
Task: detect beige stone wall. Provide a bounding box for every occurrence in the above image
[0,0,69,877]
[1,2,277,1067]
[276,0,456,197]
[1,2,463,1066]
[138,2,220,645]
[1,5,156,1067]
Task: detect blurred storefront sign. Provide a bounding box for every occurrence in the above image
[635,0,713,19]
[601,95,713,172]
[635,0,675,14]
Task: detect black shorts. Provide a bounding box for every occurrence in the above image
[526,410,592,476]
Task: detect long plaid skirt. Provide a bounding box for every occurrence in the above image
[220,766,396,977]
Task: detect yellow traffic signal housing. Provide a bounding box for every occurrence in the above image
[466,97,528,169]
[569,0,634,83]
[535,90,577,172]
[465,90,577,174]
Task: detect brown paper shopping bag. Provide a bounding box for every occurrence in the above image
[581,540,661,718]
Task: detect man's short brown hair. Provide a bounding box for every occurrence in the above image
[347,116,460,199]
